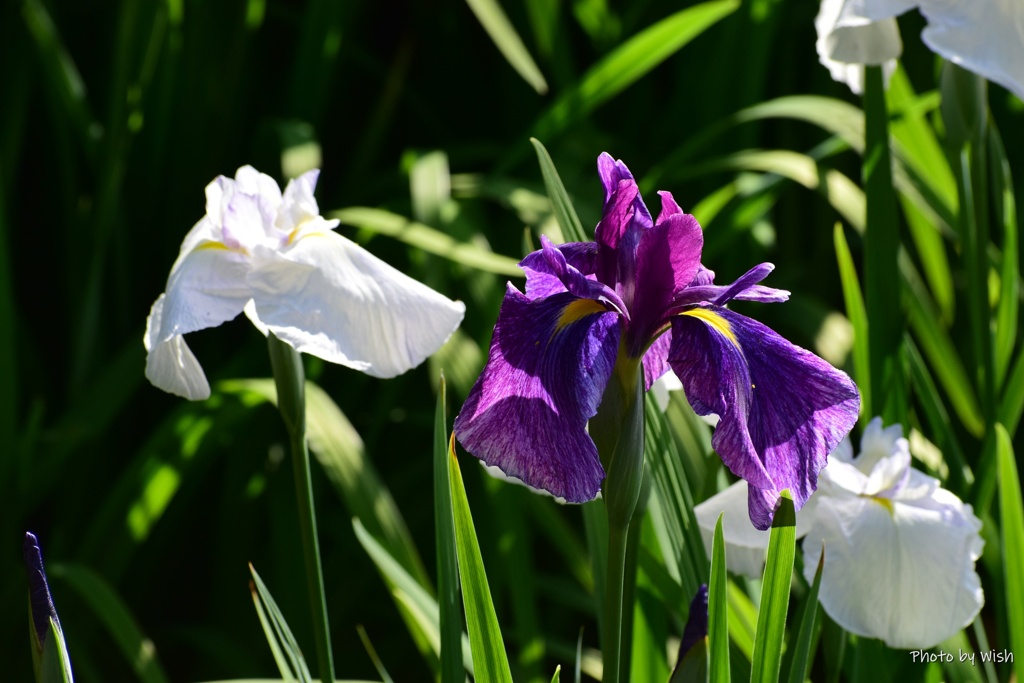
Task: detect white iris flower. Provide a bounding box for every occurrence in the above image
[815,0,1024,99]
[694,417,984,649]
[144,166,466,400]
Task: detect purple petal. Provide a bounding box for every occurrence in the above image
[520,241,598,299]
[597,153,650,227]
[689,265,716,287]
[454,285,622,502]
[679,584,709,656]
[23,532,59,650]
[522,237,626,314]
[669,263,790,311]
[627,211,703,353]
[642,330,673,390]
[669,306,859,529]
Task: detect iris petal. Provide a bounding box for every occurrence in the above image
[247,229,465,378]
[520,241,598,299]
[803,482,984,649]
[669,306,860,529]
[454,286,621,502]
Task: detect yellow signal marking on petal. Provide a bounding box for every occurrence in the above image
[193,240,231,252]
[555,298,608,333]
[681,307,740,348]
[870,496,894,515]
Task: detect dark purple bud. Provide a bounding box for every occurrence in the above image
[23,532,60,650]
[679,584,709,657]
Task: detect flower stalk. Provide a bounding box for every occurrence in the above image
[267,333,335,683]
[599,366,645,683]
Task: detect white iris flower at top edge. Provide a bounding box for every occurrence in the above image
[815,0,1024,99]
[693,417,984,649]
[144,165,466,400]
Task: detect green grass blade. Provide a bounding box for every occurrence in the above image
[221,379,432,588]
[249,580,298,680]
[249,564,309,682]
[750,490,796,683]
[551,664,561,682]
[49,563,170,683]
[464,0,548,94]
[38,618,74,683]
[331,207,522,276]
[434,375,464,683]
[786,550,823,683]
[833,222,871,422]
[996,424,1024,683]
[902,257,985,437]
[990,125,1019,383]
[353,518,476,678]
[709,514,730,683]
[999,352,1024,436]
[862,65,904,426]
[448,441,514,683]
[532,0,739,140]
[356,625,395,683]
[530,138,588,243]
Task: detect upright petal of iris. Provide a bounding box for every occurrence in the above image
[145,166,465,399]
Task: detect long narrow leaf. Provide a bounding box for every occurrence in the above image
[833,223,871,421]
[786,550,824,683]
[49,564,170,683]
[750,491,796,683]
[331,207,523,276]
[532,0,739,140]
[249,564,311,683]
[709,515,730,683]
[464,0,548,94]
[997,424,1024,683]
[990,126,1019,383]
[434,375,464,683]
[530,138,588,243]
[448,437,514,683]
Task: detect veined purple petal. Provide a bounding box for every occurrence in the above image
[523,237,627,315]
[642,330,673,390]
[669,306,859,529]
[454,285,622,502]
[669,263,790,311]
[597,153,651,225]
[521,241,598,299]
[679,584,709,657]
[628,210,703,353]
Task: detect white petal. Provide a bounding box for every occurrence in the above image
[918,0,1024,100]
[144,295,211,400]
[816,0,901,93]
[247,230,465,378]
[695,480,815,578]
[651,370,683,412]
[802,486,984,649]
[155,243,253,344]
[276,169,323,233]
[841,0,919,22]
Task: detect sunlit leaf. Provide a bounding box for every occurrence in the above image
[464,0,548,94]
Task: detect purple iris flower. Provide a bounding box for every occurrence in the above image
[453,154,859,529]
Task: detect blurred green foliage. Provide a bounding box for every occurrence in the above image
[3,0,1022,680]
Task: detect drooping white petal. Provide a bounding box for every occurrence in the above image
[918,0,1024,100]
[155,243,253,344]
[695,480,815,578]
[802,485,984,649]
[247,229,465,378]
[816,0,900,94]
[144,295,211,400]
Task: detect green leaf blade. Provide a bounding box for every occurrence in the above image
[709,514,730,683]
[996,424,1024,683]
[750,491,797,683]
[434,375,464,683]
[464,0,548,94]
[530,138,587,243]
[449,443,514,683]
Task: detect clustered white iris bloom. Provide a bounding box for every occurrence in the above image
[695,417,984,649]
[815,0,1024,98]
[145,166,466,400]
